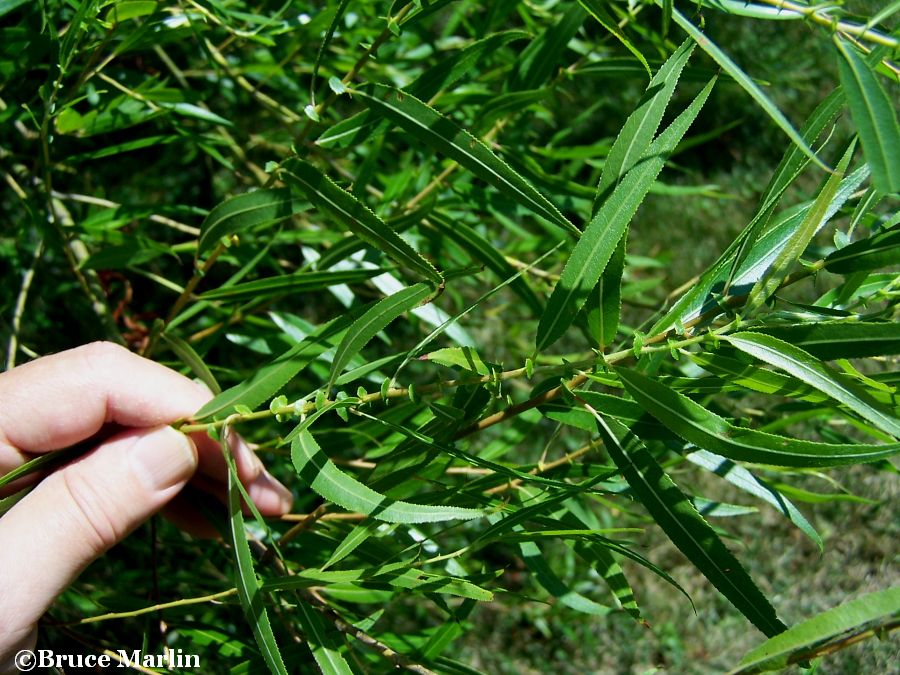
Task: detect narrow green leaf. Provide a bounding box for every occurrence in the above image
[685,450,821,549]
[577,543,643,620]
[587,410,787,637]
[586,227,626,349]
[666,4,829,172]
[198,188,303,257]
[295,600,353,675]
[281,158,443,283]
[160,333,221,395]
[508,3,586,90]
[537,76,716,350]
[316,31,530,148]
[354,84,578,237]
[732,586,900,674]
[223,440,288,675]
[749,321,900,359]
[578,0,651,76]
[427,213,544,315]
[594,38,695,209]
[616,366,900,467]
[264,564,493,601]
[726,88,845,291]
[688,351,823,402]
[835,38,900,195]
[654,163,868,333]
[520,540,612,616]
[651,89,845,334]
[421,346,491,375]
[747,140,856,311]
[723,332,900,438]
[310,0,352,108]
[689,0,802,20]
[825,226,900,274]
[328,282,435,392]
[291,430,483,523]
[197,268,385,303]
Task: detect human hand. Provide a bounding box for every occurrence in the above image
[0,342,293,665]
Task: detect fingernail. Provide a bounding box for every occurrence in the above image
[230,432,264,474]
[131,427,198,491]
[247,469,294,514]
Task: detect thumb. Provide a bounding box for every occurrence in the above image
[0,426,197,653]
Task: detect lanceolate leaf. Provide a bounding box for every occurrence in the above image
[688,351,823,402]
[686,450,821,549]
[748,321,900,359]
[354,84,578,236]
[588,410,787,637]
[519,539,612,616]
[594,38,695,208]
[616,366,900,467]
[689,0,803,20]
[508,3,586,91]
[824,225,900,274]
[579,0,651,76]
[328,282,436,391]
[585,235,625,349]
[316,30,530,148]
[223,441,289,675]
[654,163,869,332]
[198,268,385,302]
[835,38,900,195]
[723,332,900,438]
[427,213,544,315]
[281,158,443,283]
[160,333,221,395]
[747,139,856,312]
[295,600,353,675]
[732,586,900,674]
[650,89,846,334]
[198,188,304,256]
[291,430,484,523]
[725,88,846,291]
[263,563,493,601]
[537,76,716,350]
[666,4,829,172]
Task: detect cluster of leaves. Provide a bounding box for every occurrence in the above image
[1,0,898,672]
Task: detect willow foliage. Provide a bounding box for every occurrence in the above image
[1,0,898,672]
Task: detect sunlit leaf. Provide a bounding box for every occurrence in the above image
[587,410,787,637]
[291,429,484,523]
[732,586,900,673]
[835,38,900,195]
[354,84,578,237]
[537,76,715,350]
[723,332,900,438]
[281,158,443,283]
[616,367,900,466]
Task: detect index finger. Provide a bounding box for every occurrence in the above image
[0,342,212,464]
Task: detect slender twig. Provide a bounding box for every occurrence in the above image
[51,191,200,236]
[754,0,899,48]
[294,3,416,147]
[142,239,230,357]
[6,238,43,370]
[484,439,603,495]
[71,588,237,625]
[203,37,302,125]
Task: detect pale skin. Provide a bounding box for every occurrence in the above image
[0,342,293,667]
